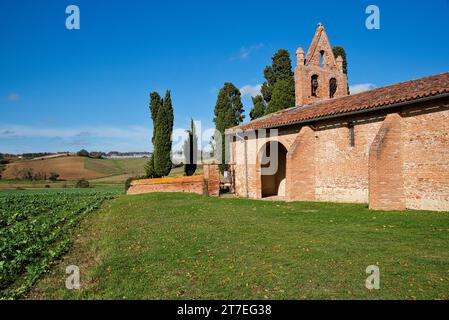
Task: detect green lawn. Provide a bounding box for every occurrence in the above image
[28,193,449,300]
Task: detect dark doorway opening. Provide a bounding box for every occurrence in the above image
[260,141,288,198]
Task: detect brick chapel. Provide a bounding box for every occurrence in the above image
[227,24,449,211]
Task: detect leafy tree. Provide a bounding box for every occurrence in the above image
[183,119,198,176]
[213,82,244,171]
[77,149,90,157]
[153,90,174,177]
[333,46,350,94]
[249,95,266,120]
[261,49,295,114]
[266,79,295,114]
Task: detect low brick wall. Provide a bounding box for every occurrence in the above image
[127,176,205,195]
[127,164,222,196]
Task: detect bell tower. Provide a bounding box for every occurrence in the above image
[295,23,348,106]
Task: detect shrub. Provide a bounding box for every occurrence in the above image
[125,176,147,191]
[33,172,47,181]
[125,177,133,191]
[44,184,50,188]
[19,169,34,180]
[76,179,90,188]
[49,172,60,181]
[77,149,90,157]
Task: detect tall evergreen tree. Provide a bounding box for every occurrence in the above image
[154,90,174,177]
[266,79,295,114]
[249,95,266,120]
[145,92,163,178]
[332,46,348,74]
[213,82,244,171]
[144,154,157,178]
[260,49,295,115]
[183,119,198,176]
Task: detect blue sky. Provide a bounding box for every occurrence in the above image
[1,0,448,153]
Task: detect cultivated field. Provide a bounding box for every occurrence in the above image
[27,193,449,300]
[1,156,148,185]
[0,188,120,299]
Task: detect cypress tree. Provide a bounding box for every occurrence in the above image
[260,49,295,115]
[154,90,174,177]
[249,95,266,120]
[144,154,157,178]
[183,119,198,176]
[266,79,295,114]
[213,82,244,171]
[332,46,348,74]
[145,92,163,178]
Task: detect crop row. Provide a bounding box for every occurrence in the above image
[0,190,118,299]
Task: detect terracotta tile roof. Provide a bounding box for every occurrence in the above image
[229,72,449,132]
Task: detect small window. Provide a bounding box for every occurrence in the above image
[348,123,355,147]
[319,50,324,68]
[311,75,319,97]
[329,78,337,98]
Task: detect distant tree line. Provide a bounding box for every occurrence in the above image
[21,152,54,159]
[11,169,60,181]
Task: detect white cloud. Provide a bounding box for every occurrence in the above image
[232,43,264,60]
[240,84,262,98]
[349,83,376,94]
[7,93,20,102]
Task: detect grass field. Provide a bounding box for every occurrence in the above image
[28,193,449,300]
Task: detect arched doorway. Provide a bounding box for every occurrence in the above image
[260,141,288,198]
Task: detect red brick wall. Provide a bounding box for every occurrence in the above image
[314,115,383,203]
[228,98,449,211]
[231,127,299,198]
[127,176,205,196]
[286,126,316,201]
[401,101,449,211]
[203,164,220,197]
[368,113,405,210]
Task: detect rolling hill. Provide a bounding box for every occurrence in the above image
[2,156,147,181]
